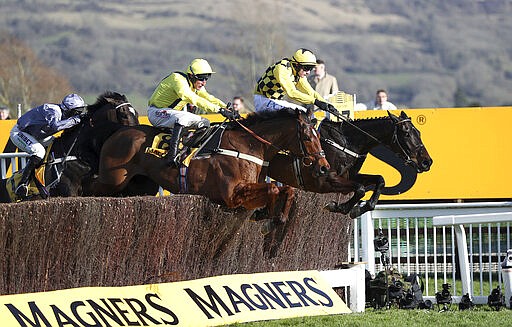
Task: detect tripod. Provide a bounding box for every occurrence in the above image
[374,229,391,308]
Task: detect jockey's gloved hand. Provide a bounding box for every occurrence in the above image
[71,115,81,124]
[314,99,330,112]
[79,111,89,119]
[219,108,236,120]
[234,110,242,119]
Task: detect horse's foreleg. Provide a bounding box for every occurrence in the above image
[229,182,280,214]
[275,186,295,223]
[324,183,366,215]
[347,174,385,218]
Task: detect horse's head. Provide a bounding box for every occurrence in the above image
[86,91,139,127]
[295,109,330,176]
[388,111,433,172]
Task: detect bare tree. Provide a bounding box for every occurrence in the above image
[218,1,290,110]
[0,33,72,115]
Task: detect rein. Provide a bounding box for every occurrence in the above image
[234,119,272,145]
[326,110,380,143]
[233,116,324,166]
[321,117,414,160]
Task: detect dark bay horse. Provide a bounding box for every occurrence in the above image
[268,111,433,218]
[84,109,330,224]
[0,91,140,202]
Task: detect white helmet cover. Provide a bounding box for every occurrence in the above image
[61,93,85,110]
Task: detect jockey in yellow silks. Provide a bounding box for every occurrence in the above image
[147,58,236,166]
[254,48,338,115]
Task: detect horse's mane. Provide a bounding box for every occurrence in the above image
[322,116,392,129]
[88,91,128,113]
[354,116,391,122]
[237,109,300,127]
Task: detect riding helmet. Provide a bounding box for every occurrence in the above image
[291,48,317,66]
[61,93,86,111]
[187,59,215,76]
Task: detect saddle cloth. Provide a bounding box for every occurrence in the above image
[6,166,46,202]
[144,126,225,166]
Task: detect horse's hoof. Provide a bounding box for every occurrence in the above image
[323,201,337,212]
[349,207,363,219]
[260,220,275,235]
[250,208,268,221]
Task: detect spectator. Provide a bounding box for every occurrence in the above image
[309,59,339,100]
[0,106,11,120]
[232,96,252,114]
[367,89,397,110]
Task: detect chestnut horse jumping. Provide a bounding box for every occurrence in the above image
[268,111,433,218]
[84,109,330,224]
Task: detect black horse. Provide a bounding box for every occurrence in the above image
[268,111,433,218]
[0,91,140,203]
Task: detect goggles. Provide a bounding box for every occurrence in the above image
[299,64,316,72]
[194,73,211,81]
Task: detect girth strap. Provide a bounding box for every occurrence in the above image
[215,148,269,167]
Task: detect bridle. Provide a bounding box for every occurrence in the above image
[391,118,425,166]
[322,116,422,163]
[294,117,326,167]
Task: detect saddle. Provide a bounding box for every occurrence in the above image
[145,124,226,166]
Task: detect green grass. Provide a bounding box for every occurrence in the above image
[226,306,511,327]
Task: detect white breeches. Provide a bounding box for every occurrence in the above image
[10,125,53,159]
[147,106,207,129]
[253,94,308,113]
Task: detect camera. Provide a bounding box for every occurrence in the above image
[459,293,474,311]
[488,287,505,311]
[435,283,452,311]
[373,231,389,253]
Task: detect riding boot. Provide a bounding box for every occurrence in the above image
[165,123,184,167]
[15,155,42,198]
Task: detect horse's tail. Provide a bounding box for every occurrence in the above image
[0,178,12,203]
[2,138,17,171]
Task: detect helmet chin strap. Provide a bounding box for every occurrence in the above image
[291,63,300,79]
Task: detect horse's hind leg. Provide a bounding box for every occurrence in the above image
[83,174,129,196]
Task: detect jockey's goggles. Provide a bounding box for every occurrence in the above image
[194,73,211,81]
[298,64,316,72]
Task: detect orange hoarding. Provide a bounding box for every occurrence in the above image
[354,107,512,200]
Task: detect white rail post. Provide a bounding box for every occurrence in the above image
[454,224,472,297]
[360,211,375,275]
